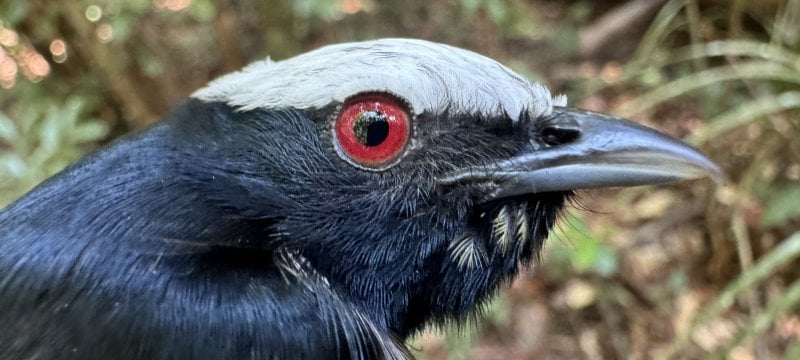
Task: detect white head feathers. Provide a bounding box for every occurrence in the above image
[192,38,566,121]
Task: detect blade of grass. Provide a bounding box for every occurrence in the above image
[619,62,800,117]
[664,232,800,359]
[772,0,800,47]
[584,39,798,95]
[713,278,800,358]
[685,0,707,71]
[688,91,800,145]
[667,40,800,69]
[632,0,686,64]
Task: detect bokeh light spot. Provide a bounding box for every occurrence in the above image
[0,48,18,88]
[153,0,192,12]
[49,39,68,63]
[0,28,19,47]
[85,5,103,22]
[96,24,113,43]
[340,0,363,14]
[20,49,50,81]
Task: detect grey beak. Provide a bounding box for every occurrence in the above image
[440,107,724,200]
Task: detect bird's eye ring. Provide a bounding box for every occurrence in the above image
[333,93,411,170]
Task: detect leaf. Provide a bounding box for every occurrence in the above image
[0,151,26,178]
[70,120,110,144]
[0,111,18,143]
[35,103,64,159]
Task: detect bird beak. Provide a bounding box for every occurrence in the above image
[439,107,724,200]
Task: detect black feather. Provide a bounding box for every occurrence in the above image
[0,97,565,358]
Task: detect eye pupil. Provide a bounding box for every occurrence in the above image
[334,93,411,170]
[354,111,390,147]
[365,120,390,146]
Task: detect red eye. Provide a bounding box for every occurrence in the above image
[334,93,411,170]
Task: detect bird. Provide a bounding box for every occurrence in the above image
[0,38,721,359]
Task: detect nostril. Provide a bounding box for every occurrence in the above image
[540,126,581,146]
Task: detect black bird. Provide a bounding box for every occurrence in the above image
[0,39,721,359]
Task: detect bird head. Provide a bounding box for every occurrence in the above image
[188,39,721,337]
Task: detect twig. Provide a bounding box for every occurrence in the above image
[580,0,668,58]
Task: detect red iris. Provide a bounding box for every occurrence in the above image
[334,93,411,169]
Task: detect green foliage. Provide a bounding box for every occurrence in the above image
[664,232,800,359]
[546,213,617,278]
[0,83,108,207]
[291,0,345,20]
[0,0,796,357]
[615,0,800,357]
[761,184,800,226]
[713,277,800,358]
[611,1,800,227]
[619,61,800,117]
[0,0,29,26]
[460,0,508,24]
[188,0,216,22]
[459,0,550,39]
[109,0,155,42]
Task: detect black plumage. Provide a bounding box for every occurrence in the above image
[0,39,719,359]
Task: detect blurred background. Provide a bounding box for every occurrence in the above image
[0,0,798,358]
